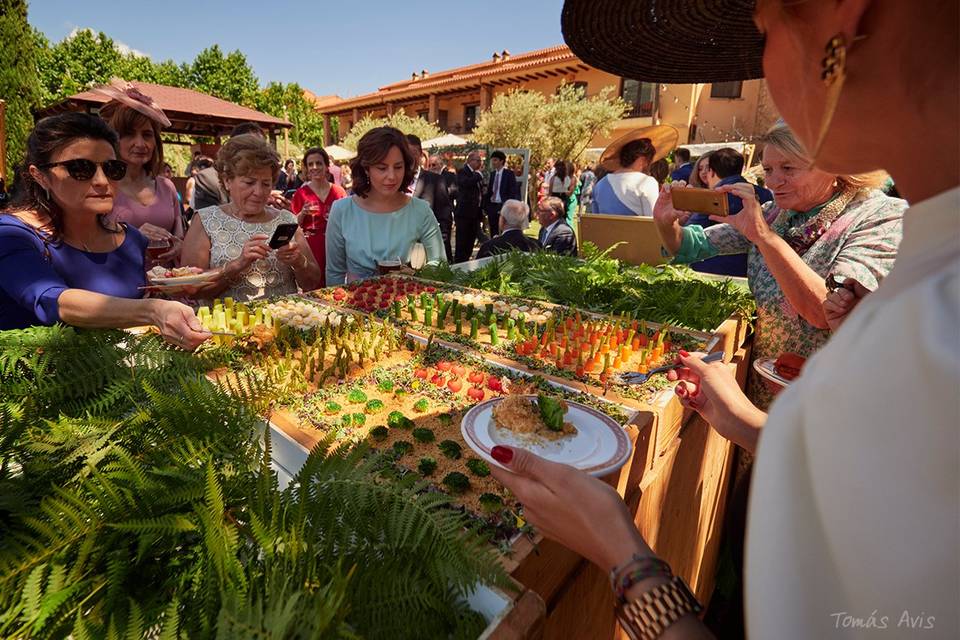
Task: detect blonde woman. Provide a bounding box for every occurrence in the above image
[654,121,906,407]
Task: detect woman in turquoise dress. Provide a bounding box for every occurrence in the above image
[325,127,446,285]
[654,122,906,408]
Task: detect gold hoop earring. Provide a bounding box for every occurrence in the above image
[810,34,848,163]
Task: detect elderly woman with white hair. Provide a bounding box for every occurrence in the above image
[476,199,542,258]
[654,121,907,408]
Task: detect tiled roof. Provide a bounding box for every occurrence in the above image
[320,44,589,113]
[303,90,343,109]
[60,81,291,127]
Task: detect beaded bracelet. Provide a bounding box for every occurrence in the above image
[610,554,673,604]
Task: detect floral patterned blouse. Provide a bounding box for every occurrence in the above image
[673,189,906,408]
[199,205,300,303]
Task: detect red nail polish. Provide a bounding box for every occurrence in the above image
[491,445,513,464]
[676,384,687,397]
[679,350,690,357]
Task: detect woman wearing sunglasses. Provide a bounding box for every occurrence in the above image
[0,113,210,349]
[96,80,184,264]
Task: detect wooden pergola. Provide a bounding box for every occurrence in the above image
[35,81,292,145]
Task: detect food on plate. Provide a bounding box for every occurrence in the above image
[774,352,806,381]
[491,394,577,440]
[147,265,205,280]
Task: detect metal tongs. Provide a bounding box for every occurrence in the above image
[618,351,725,385]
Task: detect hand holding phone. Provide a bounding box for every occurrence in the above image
[670,187,729,217]
[268,223,299,249]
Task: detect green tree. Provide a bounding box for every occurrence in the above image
[257,82,327,148]
[341,112,441,150]
[0,0,42,172]
[39,28,123,102]
[188,45,259,108]
[473,82,627,170]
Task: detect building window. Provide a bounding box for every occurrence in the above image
[710,81,743,99]
[438,110,448,131]
[620,79,656,117]
[416,109,429,120]
[464,104,479,132]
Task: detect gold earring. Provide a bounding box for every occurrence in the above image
[810,34,847,162]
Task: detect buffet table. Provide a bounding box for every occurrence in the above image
[243,275,751,639]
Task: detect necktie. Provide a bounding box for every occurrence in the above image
[493,170,501,202]
[539,227,546,244]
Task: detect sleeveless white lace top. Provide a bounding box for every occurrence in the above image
[199,205,299,302]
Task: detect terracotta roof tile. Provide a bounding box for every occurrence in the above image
[320,44,585,113]
[65,81,291,127]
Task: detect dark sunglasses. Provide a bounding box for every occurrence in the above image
[38,159,127,181]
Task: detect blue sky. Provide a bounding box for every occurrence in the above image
[28,0,567,98]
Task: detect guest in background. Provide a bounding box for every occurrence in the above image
[407,135,454,262]
[648,158,670,186]
[439,154,458,210]
[97,80,184,264]
[548,159,574,210]
[682,147,774,277]
[427,155,443,174]
[291,146,346,285]
[477,199,541,258]
[536,196,577,256]
[578,163,597,213]
[687,151,714,188]
[328,160,342,186]
[590,126,677,216]
[339,162,353,192]
[276,159,302,192]
[565,161,581,224]
[180,134,322,301]
[0,112,209,348]
[192,122,264,210]
[484,150,519,236]
[326,127,445,284]
[184,156,213,220]
[453,150,485,262]
[670,147,693,182]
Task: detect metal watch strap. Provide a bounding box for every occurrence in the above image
[617,575,703,640]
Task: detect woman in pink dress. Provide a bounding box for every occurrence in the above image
[290,147,346,287]
[97,80,184,265]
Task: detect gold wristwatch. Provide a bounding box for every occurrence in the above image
[617,575,703,640]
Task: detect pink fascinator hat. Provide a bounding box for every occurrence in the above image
[93,78,172,128]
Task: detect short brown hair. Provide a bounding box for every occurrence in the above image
[102,104,164,177]
[350,126,415,198]
[215,134,281,188]
[619,138,656,168]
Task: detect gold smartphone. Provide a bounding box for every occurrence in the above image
[670,187,729,217]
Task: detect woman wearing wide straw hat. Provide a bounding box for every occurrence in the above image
[489,1,958,638]
[590,124,678,216]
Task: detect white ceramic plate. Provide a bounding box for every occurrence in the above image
[147,270,220,286]
[461,395,632,477]
[753,357,793,389]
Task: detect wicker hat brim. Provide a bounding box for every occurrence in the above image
[600,124,679,172]
[561,0,765,83]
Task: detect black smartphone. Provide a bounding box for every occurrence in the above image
[283,188,297,199]
[268,223,299,249]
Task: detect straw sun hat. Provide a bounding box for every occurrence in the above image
[599,124,679,172]
[561,0,765,83]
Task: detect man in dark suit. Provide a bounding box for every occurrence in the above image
[453,150,485,262]
[407,135,454,261]
[483,150,519,236]
[477,199,541,258]
[536,196,578,256]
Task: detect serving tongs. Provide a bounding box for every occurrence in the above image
[618,351,725,385]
